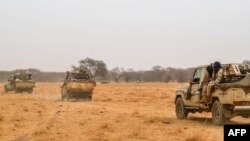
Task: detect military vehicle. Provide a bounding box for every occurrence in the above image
[175,64,250,125]
[61,70,96,101]
[4,71,36,93]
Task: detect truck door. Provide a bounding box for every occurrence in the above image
[190,68,202,102]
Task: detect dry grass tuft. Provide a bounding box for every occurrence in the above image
[185,134,205,141]
[144,116,161,123]
[101,98,113,102]
[174,126,184,134]
[11,136,30,141]
[33,128,47,136]
[128,126,146,139]
[131,111,142,117]
[0,128,2,137]
[100,123,114,132]
[0,115,4,122]
[184,129,208,141]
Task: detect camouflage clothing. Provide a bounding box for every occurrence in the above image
[203,72,211,84]
[66,70,90,81]
[213,68,224,85]
[15,73,29,81]
[207,68,224,99]
[201,65,213,96]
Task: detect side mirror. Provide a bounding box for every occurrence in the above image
[190,78,200,84]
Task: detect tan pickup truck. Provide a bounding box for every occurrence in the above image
[61,71,96,101]
[5,80,36,93]
[175,63,250,125]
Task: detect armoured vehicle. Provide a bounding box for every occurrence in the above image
[175,63,250,125]
[4,72,36,93]
[61,70,96,101]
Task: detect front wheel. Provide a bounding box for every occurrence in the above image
[4,86,8,93]
[212,101,226,125]
[176,98,188,119]
[28,88,33,94]
[242,116,250,118]
[14,88,19,93]
[86,93,93,101]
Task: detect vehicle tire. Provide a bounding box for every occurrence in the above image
[28,88,33,94]
[241,116,250,118]
[176,97,188,119]
[87,94,93,101]
[61,87,70,101]
[212,101,226,125]
[14,88,19,93]
[82,92,92,101]
[4,86,8,93]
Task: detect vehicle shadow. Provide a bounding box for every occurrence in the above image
[68,99,92,102]
[2,92,33,95]
[187,117,241,125]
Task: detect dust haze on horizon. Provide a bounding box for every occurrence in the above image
[0,0,250,72]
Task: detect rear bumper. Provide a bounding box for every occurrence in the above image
[234,106,250,111]
[68,89,93,93]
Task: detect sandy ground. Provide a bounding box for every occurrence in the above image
[0,83,250,141]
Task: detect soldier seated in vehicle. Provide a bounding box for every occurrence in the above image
[198,64,213,102]
[8,75,13,82]
[200,61,224,103]
[62,71,70,86]
[67,69,90,80]
[15,71,30,81]
[77,69,90,80]
[26,71,32,80]
[8,75,16,85]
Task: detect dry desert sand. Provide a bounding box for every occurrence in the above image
[0,83,250,141]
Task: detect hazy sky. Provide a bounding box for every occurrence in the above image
[0,0,250,72]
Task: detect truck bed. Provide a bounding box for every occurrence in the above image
[15,80,36,88]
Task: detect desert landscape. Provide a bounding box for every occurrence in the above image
[0,83,249,141]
